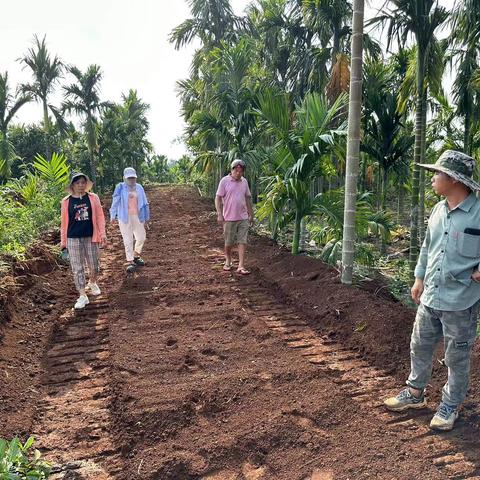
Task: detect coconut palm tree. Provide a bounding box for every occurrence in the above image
[341,0,364,284]
[62,64,109,186]
[0,72,32,177]
[18,35,64,160]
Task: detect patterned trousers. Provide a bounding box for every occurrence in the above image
[67,237,100,291]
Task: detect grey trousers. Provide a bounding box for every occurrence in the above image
[407,302,479,407]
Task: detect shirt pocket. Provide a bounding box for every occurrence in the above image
[457,232,480,258]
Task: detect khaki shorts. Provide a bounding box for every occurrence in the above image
[223,220,249,246]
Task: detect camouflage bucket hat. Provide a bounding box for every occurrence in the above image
[418,150,480,191]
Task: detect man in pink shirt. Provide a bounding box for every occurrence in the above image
[215,159,254,274]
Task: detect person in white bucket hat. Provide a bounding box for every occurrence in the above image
[110,167,150,273]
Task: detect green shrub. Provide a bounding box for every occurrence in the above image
[0,436,51,479]
[0,153,68,259]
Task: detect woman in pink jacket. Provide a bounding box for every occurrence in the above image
[60,172,106,309]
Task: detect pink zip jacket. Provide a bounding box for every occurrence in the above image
[60,192,106,249]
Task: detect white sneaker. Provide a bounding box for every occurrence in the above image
[74,294,90,309]
[430,402,459,431]
[87,282,101,296]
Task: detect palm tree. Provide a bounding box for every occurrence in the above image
[450,0,480,156]
[170,0,240,49]
[0,72,32,177]
[256,88,346,254]
[361,59,414,209]
[62,64,109,186]
[341,0,364,285]
[18,35,64,160]
[374,0,448,277]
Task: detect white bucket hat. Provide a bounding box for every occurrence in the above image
[123,167,137,179]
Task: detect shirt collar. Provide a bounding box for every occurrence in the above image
[444,192,476,213]
[229,174,243,182]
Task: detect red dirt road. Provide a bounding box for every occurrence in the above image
[1,186,480,479]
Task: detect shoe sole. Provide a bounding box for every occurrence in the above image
[384,401,427,412]
[429,423,455,431]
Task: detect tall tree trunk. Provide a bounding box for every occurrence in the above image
[409,46,427,278]
[418,88,428,243]
[381,167,388,210]
[43,100,51,161]
[86,116,97,187]
[397,183,405,224]
[341,0,365,285]
[464,110,471,156]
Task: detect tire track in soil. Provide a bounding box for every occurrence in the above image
[229,278,480,479]
[33,231,126,479]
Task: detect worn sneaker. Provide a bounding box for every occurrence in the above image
[126,263,137,274]
[384,388,427,412]
[74,294,89,310]
[430,402,459,431]
[133,256,145,267]
[87,282,101,296]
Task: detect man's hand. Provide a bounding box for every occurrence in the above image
[100,237,107,247]
[217,213,224,225]
[471,270,480,283]
[411,278,424,305]
[110,218,117,224]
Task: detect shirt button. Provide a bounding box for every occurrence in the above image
[445,232,448,235]
[435,285,438,288]
[441,250,444,253]
[437,268,440,271]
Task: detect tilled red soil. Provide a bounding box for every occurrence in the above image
[1,185,480,479]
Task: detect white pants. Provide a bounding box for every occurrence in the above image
[118,215,146,262]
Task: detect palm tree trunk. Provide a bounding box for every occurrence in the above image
[409,46,427,278]
[300,217,308,252]
[43,100,51,161]
[381,167,388,210]
[398,184,405,224]
[418,88,428,243]
[341,0,365,284]
[464,111,472,156]
[86,116,97,187]
[292,208,302,255]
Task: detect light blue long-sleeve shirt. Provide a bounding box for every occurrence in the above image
[415,192,480,311]
[109,182,150,223]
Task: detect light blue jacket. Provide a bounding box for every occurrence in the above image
[110,183,150,223]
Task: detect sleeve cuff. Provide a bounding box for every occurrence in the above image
[414,266,426,279]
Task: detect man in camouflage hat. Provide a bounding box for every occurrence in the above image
[384,150,480,431]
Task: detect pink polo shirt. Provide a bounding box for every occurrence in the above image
[216,175,251,221]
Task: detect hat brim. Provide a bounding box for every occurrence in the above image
[66,175,94,194]
[418,163,480,191]
[124,174,137,178]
